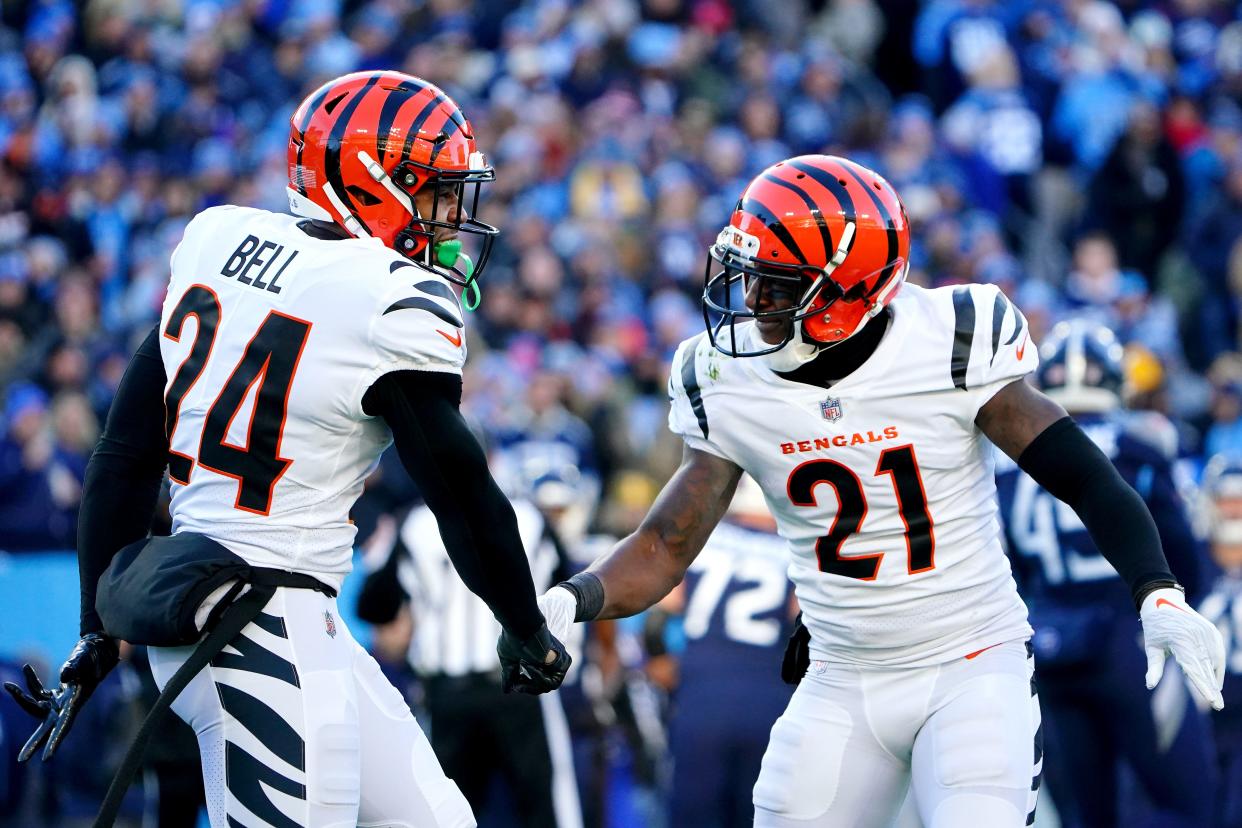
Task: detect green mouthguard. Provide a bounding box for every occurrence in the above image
[433,239,480,311]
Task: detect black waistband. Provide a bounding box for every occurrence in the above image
[248,567,337,597]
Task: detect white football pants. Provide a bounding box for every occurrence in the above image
[148,586,475,828]
[754,639,1041,828]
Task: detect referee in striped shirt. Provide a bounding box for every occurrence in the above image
[358,496,583,828]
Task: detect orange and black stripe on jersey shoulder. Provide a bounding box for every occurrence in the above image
[381,259,465,328]
[951,284,1027,389]
[951,287,975,390]
[989,291,1027,367]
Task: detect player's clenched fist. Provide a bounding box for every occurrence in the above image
[497,623,571,695]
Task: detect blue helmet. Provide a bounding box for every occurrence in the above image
[1036,319,1125,413]
[1201,454,1242,547]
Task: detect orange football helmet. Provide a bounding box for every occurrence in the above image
[286,70,497,285]
[703,155,910,357]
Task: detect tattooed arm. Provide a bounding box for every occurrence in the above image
[587,446,743,619]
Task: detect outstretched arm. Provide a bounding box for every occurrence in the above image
[977,378,1176,602]
[363,369,544,638]
[364,369,571,694]
[978,378,1225,709]
[566,445,743,621]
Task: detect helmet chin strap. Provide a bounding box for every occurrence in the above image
[762,319,822,371]
[761,285,893,371]
[762,220,861,371]
[357,150,475,288]
[762,258,909,370]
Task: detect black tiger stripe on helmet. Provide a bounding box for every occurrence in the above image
[703,154,910,357]
[285,71,498,286]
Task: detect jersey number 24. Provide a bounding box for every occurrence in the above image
[163,285,311,515]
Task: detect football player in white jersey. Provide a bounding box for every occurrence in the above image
[5,71,569,828]
[535,155,1227,827]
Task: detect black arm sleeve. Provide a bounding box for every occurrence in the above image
[1018,417,1176,608]
[78,327,169,635]
[362,370,544,639]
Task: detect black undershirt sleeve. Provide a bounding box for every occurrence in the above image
[362,370,544,639]
[1017,416,1176,609]
[78,327,170,635]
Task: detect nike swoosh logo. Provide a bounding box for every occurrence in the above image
[1155,598,1188,613]
[436,329,462,347]
[964,642,1003,660]
[1016,333,1028,361]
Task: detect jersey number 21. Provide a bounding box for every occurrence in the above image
[788,445,935,580]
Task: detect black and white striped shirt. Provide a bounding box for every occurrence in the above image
[394,498,575,677]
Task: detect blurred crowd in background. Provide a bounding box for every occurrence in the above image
[3,0,1242,548]
[3,0,1242,824]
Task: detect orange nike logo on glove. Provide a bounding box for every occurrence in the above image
[1155,598,1188,613]
[1016,333,1028,360]
[436,329,462,347]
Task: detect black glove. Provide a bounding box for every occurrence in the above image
[781,613,811,685]
[497,623,571,695]
[3,633,119,761]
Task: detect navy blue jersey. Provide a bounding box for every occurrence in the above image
[669,520,794,828]
[998,414,1220,826]
[1200,573,1242,748]
[996,413,1203,611]
[676,521,794,693]
[1203,573,1242,827]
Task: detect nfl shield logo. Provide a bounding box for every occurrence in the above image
[324,611,337,639]
[820,397,844,422]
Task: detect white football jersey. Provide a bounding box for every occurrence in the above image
[668,283,1038,668]
[159,205,468,586]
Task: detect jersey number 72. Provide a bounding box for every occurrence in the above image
[162,285,312,515]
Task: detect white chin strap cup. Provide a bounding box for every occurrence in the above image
[765,219,859,365]
[763,319,821,371]
[764,221,912,368]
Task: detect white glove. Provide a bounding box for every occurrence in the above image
[1139,587,1226,711]
[538,586,578,646]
